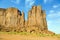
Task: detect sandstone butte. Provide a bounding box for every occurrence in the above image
[0,6,54,34]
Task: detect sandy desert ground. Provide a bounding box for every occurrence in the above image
[0,32,60,40]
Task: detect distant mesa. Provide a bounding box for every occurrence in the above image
[0,6,54,34]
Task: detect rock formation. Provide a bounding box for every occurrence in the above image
[0,6,54,34]
[0,8,25,32]
[27,6,47,33]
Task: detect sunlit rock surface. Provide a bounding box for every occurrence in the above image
[0,6,54,34]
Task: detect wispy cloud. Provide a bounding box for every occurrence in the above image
[47,11,60,18]
[44,0,53,4]
[53,5,60,8]
[25,0,35,8]
[49,10,54,13]
[47,10,60,28]
[11,0,20,4]
[44,0,47,3]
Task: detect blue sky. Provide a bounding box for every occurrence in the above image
[0,0,60,34]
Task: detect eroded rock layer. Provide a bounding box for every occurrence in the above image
[0,6,54,34]
[27,6,48,33]
[0,8,25,32]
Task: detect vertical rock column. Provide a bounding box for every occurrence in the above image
[0,9,6,26]
[36,6,44,31]
[25,20,27,32]
[27,10,31,32]
[42,11,47,30]
[27,6,48,33]
[20,11,25,32]
[31,6,36,26]
[5,8,19,31]
[5,8,18,27]
[27,6,37,33]
[0,9,6,31]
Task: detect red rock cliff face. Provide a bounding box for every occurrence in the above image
[0,6,54,34]
[5,8,18,27]
[27,6,48,33]
[0,8,6,26]
[0,8,25,32]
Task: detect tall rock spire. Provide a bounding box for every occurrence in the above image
[0,8,6,26]
[27,6,47,33]
[5,8,18,27]
[36,6,44,30]
[20,11,25,32]
[42,11,47,30]
[0,6,54,34]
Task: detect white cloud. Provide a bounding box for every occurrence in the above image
[44,0,47,3]
[53,5,60,8]
[29,1,34,6]
[47,11,60,18]
[49,10,54,13]
[43,0,52,4]
[25,0,35,8]
[11,0,20,4]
